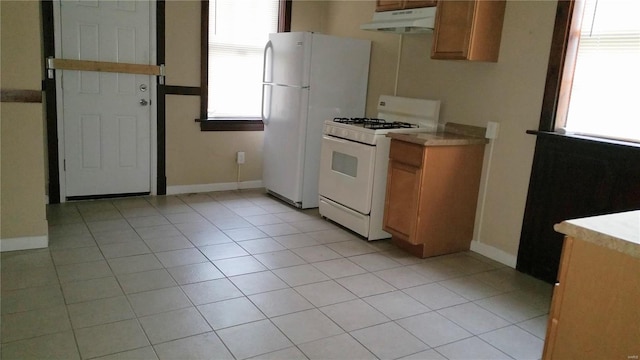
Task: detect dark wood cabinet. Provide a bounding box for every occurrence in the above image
[517,132,640,283]
[431,0,506,62]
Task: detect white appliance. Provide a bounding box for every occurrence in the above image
[318,95,441,240]
[262,32,371,209]
[360,7,436,34]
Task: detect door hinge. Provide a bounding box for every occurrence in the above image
[159,64,165,85]
[63,159,66,171]
[46,57,55,79]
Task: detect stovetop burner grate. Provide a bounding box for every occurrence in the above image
[332,117,417,129]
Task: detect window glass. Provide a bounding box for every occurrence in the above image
[331,152,358,178]
[207,0,279,119]
[562,0,640,142]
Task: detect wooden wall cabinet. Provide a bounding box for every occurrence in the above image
[383,140,485,258]
[376,0,437,12]
[431,0,506,62]
[543,236,640,359]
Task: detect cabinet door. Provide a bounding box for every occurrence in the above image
[546,238,640,358]
[542,236,574,360]
[383,160,421,244]
[376,0,404,11]
[404,0,438,9]
[432,0,505,61]
[431,0,475,60]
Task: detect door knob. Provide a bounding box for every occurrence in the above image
[139,99,148,106]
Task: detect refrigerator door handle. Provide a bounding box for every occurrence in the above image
[263,40,273,83]
[262,84,271,124]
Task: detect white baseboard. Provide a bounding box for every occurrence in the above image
[0,235,49,252]
[470,240,517,268]
[166,180,263,195]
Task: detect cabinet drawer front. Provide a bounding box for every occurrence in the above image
[389,140,424,167]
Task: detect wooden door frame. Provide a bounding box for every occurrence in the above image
[42,0,166,203]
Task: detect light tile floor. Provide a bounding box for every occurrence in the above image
[1,190,552,360]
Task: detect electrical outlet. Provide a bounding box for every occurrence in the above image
[236,151,245,164]
[486,122,500,139]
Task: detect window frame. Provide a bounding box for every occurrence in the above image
[538,0,586,132]
[199,0,291,131]
[539,0,639,142]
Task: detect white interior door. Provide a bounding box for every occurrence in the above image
[58,0,152,197]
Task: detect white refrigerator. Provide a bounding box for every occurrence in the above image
[262,32,371,209]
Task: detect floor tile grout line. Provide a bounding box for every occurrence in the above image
[79,199,176,357]
[53,259,544,346]
[0,250,72,345]
[48,211,86,360]
[5,191,551,359]
[429,334,517,360]
[75,201,151,358]
[156,202,396,358]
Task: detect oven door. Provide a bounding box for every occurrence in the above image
[319,135,376,214]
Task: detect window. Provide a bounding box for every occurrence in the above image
[550,0,640,142]
[200,0,291,131]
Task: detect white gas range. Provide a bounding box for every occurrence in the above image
[318,95,441,240]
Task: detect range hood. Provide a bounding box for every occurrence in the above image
[360,7,436,34]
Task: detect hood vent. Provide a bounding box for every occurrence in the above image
[360,7,436,34]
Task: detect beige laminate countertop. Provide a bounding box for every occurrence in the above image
[386,132,490,146]
[554,210,640,259]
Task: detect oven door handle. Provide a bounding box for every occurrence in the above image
[323,135,351,144]
[323,134,373,147]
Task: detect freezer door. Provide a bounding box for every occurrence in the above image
[265,32,311,87]
[308,34,370,118]
[262,84,310,206]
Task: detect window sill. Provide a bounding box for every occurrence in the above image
[198,119,264,131]
[526,130,640,149]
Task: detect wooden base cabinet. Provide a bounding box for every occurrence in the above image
[543,237,640,359]
[431,0,506,62]
[383,140,485,258]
